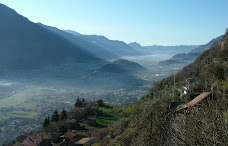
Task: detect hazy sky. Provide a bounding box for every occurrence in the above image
[0,0,228,46]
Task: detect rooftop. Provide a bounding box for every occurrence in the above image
[74,137,94,145]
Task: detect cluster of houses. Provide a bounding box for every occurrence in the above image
[21,99,104,146]
[22,134,94,146]
[179,78,196,97]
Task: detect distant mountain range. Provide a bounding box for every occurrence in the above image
[128,42,200,56]
[64,31,200,57]
[0,3,205,71]
[128,42,144,49]
[38,23,118,60]
[64,30,81,36]
[0,3,105,70]
[190,35,224,54]
[143,45,199,55]
[65,31,141,57]
[159,35,224,65]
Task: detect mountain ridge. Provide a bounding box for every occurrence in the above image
[38,23,118,60]
[0,3,105,70]
[159,35,223,65]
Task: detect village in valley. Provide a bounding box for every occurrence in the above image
[0,85,147,145]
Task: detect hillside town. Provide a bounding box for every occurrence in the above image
[16,99,106,145]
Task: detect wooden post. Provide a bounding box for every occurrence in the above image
[149,111,153,143]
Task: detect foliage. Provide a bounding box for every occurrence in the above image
[59,109,67,120]
[58,125,67,134]
[51,109,59,122]
[43,115,50,128]
[93,32,228,145]
[75,98,82,107]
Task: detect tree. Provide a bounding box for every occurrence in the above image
[58,125,67,134]
[47,115,50,125]
[43,117,48,128]
[75,98,82,107]
[97,99,104,107]
[60,109,67,120]
[51,109,59,122]
[43,115,51,128]
[82,98,85,102]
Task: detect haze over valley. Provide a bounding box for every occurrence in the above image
[0,1,227,145]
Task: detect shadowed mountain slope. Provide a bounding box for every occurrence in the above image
[38,23,118,60]
[0,4,105,70]
[66,31,141,57]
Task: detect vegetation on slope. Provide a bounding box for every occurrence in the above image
[7,31,228,145]
[93,32,228,145]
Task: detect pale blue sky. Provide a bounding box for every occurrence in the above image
[0,0,228,46]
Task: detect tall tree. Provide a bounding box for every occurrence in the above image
[51,109,59,122]
[60,109,67,120]
[47,114,50,125]
[75,98,82,107]
[43,117,48,128]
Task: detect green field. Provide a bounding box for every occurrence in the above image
[0,86,75,109]
[0,96,28,108]
[0,86,78,122]
[0,113,4,121]
[11,111,37,118]
[17,102,40,109]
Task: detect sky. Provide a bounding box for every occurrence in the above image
[0,0,228,46]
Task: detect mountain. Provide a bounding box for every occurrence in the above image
[38,23,118,60]
[160,35,223,65]
[97,59,146,74]
[128,42,144,49]
[159,53,200,65]
[65,31,141,57]
[144,45,199,55]
[64,30,81,36]
[0,4,105,70]
[190,35,224,54]
[85,59,148,89]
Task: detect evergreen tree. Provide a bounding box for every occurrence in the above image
[60,109,67,120]
[75,98,82,107]
[82,98,85,102]
[47,114,50,125]
[43,117,48,128]
[43,115,51,128]
[51,109,59,122]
